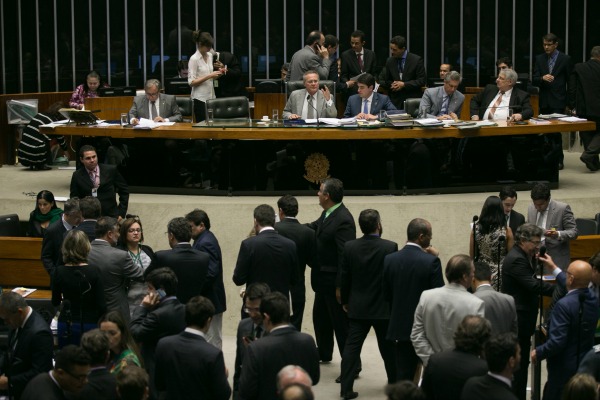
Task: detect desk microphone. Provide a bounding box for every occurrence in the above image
[88,109,102,114]
[537,245,547,270]
[307,94,320,129]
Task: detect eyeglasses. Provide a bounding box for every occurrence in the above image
[145,91,159,98]
[530,240,542,245]
[244,307,260,314]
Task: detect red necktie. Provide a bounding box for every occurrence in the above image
[357,53,364,72]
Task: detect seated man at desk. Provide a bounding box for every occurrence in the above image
[470,69,533,121]
[128,79,182,125]
[419,70,465,120]
[282,70,337,120]
[343,73,396,119]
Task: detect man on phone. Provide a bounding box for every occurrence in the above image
[287,30,332,81]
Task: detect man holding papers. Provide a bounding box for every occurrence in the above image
[343,73,396,119]
[128,79,182,125]
[282,70,337,120]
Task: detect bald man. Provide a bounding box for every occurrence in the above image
[531,260,599,400]
[277,365,313,398]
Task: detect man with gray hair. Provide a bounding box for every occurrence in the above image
[128,78,182,125]
[419,70,465,120]
[276,365,313,396]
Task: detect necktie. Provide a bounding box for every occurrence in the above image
[254,325,263,339]
[363,99,369,114]
[151,101,158,120]
[357,53,364,72]
[488,92,504,120]
[397,59,404,74]
[440,95,449,115]
[548,55,555,74]
[307,96,315,119]
[536,210,546,229]
[89,170,98,188]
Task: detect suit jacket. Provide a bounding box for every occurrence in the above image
[73,367,118,400]
[287,45,332,81]
[147,243,209,305]
[474,285,518,335]
[213,51,244,98]
[340,48,378,94]
[88,239,143,323]
[40,218,67,277]
[340,235,398,319]
[233,230,298,297]
[2,310,53,400]
[421,349,488,400]
[155,331,231,400]
[578,346,600,382]
[233,318,263,392]
[527,199,578,270]
[470,84,534,120]
[411,283,485,366]
[507,209,525,236]
[383,244,444,341]
[343,92,397,118]
[460,374,518,400]
[192,230,226,314]
[569,58,600,117]
[128,93,182,122]
[419,86,465,117]
[379,52,427,108]
[532,51,571,110]
[282,88,337,120]
[274,218,316,287]
[238,326,320,400]
[69,164,129,218]
[74,219,96,241]
[306,203,356,291]
[20,372,66,400]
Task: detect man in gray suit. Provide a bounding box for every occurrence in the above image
[282,70,337,120]
[128,79,182,125]
[88,216,143,322]
[526,182,578,270]
[419,70,465,120]
[472,261,517,335]
[287,30,332,81]
[411,254,485,366]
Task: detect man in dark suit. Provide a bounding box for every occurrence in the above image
[185,209,226,349]
[146,217,209,305]
[306,178,356,363]
[421,315,490,400]
[130,268,186,400]
[501,223,566,400]
[88,216,143,323]
[41,197,81,278]
[343,73,397,119]
[155,296,231,400]
[339,209,397,399]
[77,329,118,400]
[74,196,100,242]
[238,292,320,400]
[460,333,520,400]
[70,145,129,220]
[274,195,316,331]
[531,260,598,400]
[533,33,572,169]
[383,218,444,381]
[212,49,244,98]
[21,345,91,400]
[470,69,533,121]
[378,35,427,108]
[499,186,525,235]
[340,30,378,96]
[233,204,298,299]
[128,79,182,124]
[0,292,54,400]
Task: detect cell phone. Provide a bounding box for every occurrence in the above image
[156,289,166,299]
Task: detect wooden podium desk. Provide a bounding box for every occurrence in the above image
[85,96,134,120]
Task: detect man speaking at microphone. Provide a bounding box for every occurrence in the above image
[282,70,337,120]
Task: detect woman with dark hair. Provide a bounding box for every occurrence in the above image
[52,229,106,348]
[27,190,63,237]
[116,216,156,315]
[17,101,70,170]
[470,195,514,291]
[69,70,109,109]
[99,310,142,374]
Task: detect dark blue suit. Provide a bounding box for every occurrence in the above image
[192,230,226,314]
[343,92,397,118]
[535,288,598,400]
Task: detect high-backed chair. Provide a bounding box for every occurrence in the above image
[255,80,282,93]
[176,97,194,122]
[0,214,20,236]
[205,96,250,120]
[596,213,600,234]
[404,98,422,118]
[285,80,336,99]
[576,218,599,236]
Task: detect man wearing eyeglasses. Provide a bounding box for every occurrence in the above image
[128,79,182,125]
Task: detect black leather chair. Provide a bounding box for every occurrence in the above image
[0,214,20,236]
[596,213,600,234]
[205,96,250,119]
[176,97,194,122]
[255,80,282,93]
[576,218,599,236]
[404,98,422,118]
[285,80,336,98]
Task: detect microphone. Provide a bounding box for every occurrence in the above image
[472,215,479,223]
[307,94,320,129]
[56,299,71,320]
[498,235,506,243]
[539,245,547,258]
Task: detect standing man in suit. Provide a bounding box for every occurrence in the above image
[212,49,244,98]
[88,216,143,323]
[70,145,129,220]
[41,197,81,278]
[470,69,533,121]
[531,260,598,400]
[287,31,332,81]
[339,209,397,399]
[274,195,316,331]
[128,79,182,125]
[340,30,378,96]
[411,254,485,366]
[78,329,118,400]
[383,218,444,380]
[282,70,337,120]
[0,292,53,400]
[155,296,231,400]
[74,196,100,242]
[306,178,356,363]
[472,261,518,335]
[343,73,397,119]
[501,223,566,400]
[499,186,525,235]
[527,182,578,270]
[238,292,320,400]
[379,35,427,108]
[185,209,226,349]
[419,71,465,120]
[146,217,209,305]
[233,204,298,299]
[460,333,520,400]
[533,33,571,170]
